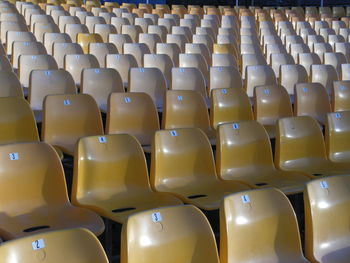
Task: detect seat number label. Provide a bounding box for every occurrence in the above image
[32,239,45,250]
[9,153,19,160]
[241,194,250,203]
[152,212,162,222]
[320,181,328,189]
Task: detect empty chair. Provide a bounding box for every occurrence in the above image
[144,54,174,88]
[94,24,117,42]
[270,53,295,77]
[44,33,72,55]
[29,69,77,122]
[304,175,350,263]
[106,54,137,88]
[64,54,100,87]
[33,22,60,43]
[129,67,167,110]
[121,24,142,42]
[298,52,321,76]
[0,141,104,240]
[72,134,182,223]
[213,43,238,61]
[138,33,162,54]
[42,94,103,155]
[335,42,350,63]
[211,54,238,68]
[307,34,325,51]
[0,55,13,72]
[64,24,89,42]
[163,90,215,142]
[158,17,176,33]
[0,21,28,44]
[53,43,84,68]
[75,11,93,25]
[209,66,242,93]
[0,228,109,262]
[341,64,350,81]
[332,81,350,112]
[294,82,331,125]
[290,43,311,62]
[179,53,209,85]
[275,116,349,176]
[6,31,36,56]
[241,53,267,80]
[134,17,153,33]
[210,88,253,130]
[328,34,345,50]
[220,188,311,263]
[110,17,129,33]
[81,68,123,112]
[19,55,58,91]
[88,43,118,67]
[12,41,47,69]
[0,70,21,98]
[85,16,106,33]
[185,43,211,67]
[166,34,188,52]
[123,43,150,67]
[319,28,336,41]
[245,65,277,97]
[76,33,103,54]
[192,34,214,53]
[150,128,249,209]
[313,42,333,63]
[254,85,293,138]
[121,205,220,263]
[106,93,160,152]
[311,64,339,93]
[108,34,132,54]
[171,67,207,98]
[280,64,308,95]
[324,52,347,76]
[58,15,81,33]
[30,14,55,31]
[156,43,181,66]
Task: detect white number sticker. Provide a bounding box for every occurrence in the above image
[98,136,106,143]
[241,194,250,203]
[124,97,131,103]
[63,100,70,105]
[9,153,19,160]
[320,181,328,189]
[221,89,227,94]
[335,112,342,119]
[233,123,239,130]
[151,212,162,222]
[170,130,177,136]
[32,239,45,250]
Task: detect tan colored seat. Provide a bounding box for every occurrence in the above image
[85,16,106,33]
[180,18,196,33]
[33,22,60,43]
[53,42,84,68]
[44,33,72,55]
[241,53,267,80]
[75,11,93,24]
[123,43,150,67]
[209,66,242,94]
[19,54,58,90]
[280,64,308,95]
[210,88,253,130]
[298,52,322,77]
[311,64,339,94]
[319,28,336,41]
[0,71,23,98]
[121,205,220,263]
[42,94,103,155]
[179,53,209,85]
[0,141,104,240]
[105,54,137,88]
[12,41,47,69]
[290,43,311,62]
[245,65,277,97]
[6,31,36,56]
[220,188,311,263]
[108,33,132,54]
[313,42,333,63]
[254,84,293,138]
[158,17,176,33]
[138,33,162,54]
[81,68,123,112]
[50,10,70,25]
[30,14,55,31]
[324,52,347,76]
[166,33,188,52]
[185,43,211,67]
[171,67,207,98]
[128,67,167,110]
[172,25,192,42]
[0,21,28,44]
[332,81,350,112]
[211,53,237,68]
[341,64,350,81]
[192,34,214,53]
[110,16,129,33]
[88,42,118,67]
[335,42,350,63]
[121,24,142,42]
[328,34,345,50]
[294,82,331,125]
[148,25,167,42]
[307,34,325,51]
[162,90,215,143]
[93,23,117,42]
[58,15,81,33]
[64,54,100,87]
[72,133,182,223]
[29,69,77,122]
[64,24,89,43]
[151,127,249,209]
[0,228,109,262]
[275,116,349,176]
[121,12,137,25]
[156,43,181,66]
[144,54,174,88]
[270,53,295,78]
[0,55,13,72]
[304,175,350,263]
[134,17,153,33]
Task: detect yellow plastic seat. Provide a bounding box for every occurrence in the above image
[12,41,47,69]
[241,53,267,81]
[121,205,220,263]
[275,116,350,177]
[304,175,350,263]
[294,82,331,125]
[121,24,142,43]
[76,33,103,54]
[0,70,23,98]
[43,32,72,55]
[213,43,238,61]
[64,23,89,42]
[171,67,207,98]
[156,43,181,67]
[290,43,311,62]
[94,23,117,42]
[0,141,104,240]
[179,53,209,85]
[143,53,174,88]
[53,42,84,68]
[209,66,242,93]
[211,53,238,68]
[324,52,347,77]
[210,88,253,130]
[33,22,60,43]
[0,21,28,45]
[42,94,103,155]
[81,68,123,112]
[72,134,182,224]
[245,65,277,97]
[0,228,109,262]
[279,64,308,95]
[150,128,249,210]
[325,111,350,166]
[105,54,137,88]
[88,42,118,67]
[123,43,150,67]
[217,121,310,194]
[220,188,311,263]
[108,33,132,54]
[332,81,350,111]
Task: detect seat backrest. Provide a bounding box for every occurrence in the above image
[105,54,137,88]
[110,17,130,34]
[128,67,167,109]
[53,42,84,68]
[304,175,350,263]
[0,228,109,263]
[88,42,118,67]
[29,69,77,111]
[241,53,267,80]
[94,23,117,42]
[12,41,47,68]
[85,15,106,33]
[179,53,209,84]
[123,43,150,67]
[121,205,219,263]
[76,33,103,54]
[245,65,277,97]
[332,80,350,111]
[221,188,305,263]
[311,64,339,94]
[275,116,328,170]
[0,70,23,98]
[324,52,347,76]
[106,92,159,146]
[6,31,36,55]
[43,32,72,55]
[156,42,181,66]
[33,22,60,43]
[64,23,89,42]
[209,66,242,93]
[143,53,174,88]
[210,88,253,129]
[1,21,28,44]
[171,67,207,97]
[42,94,103,154]
[280,64,308,94]
[138,33,162,54]
[0,97,38,144]
[121,24,142,42]
[211,53,237,68]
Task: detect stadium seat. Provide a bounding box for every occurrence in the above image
[93,24,117,42]
[275,116,350,176]
[0,71,23,98]
[147,25,167,42]
[129,67,167,110]
[88,42,118,67]
[6,31,36,56]
[134,17,154,33]
[58,15,81,34]
[210,88,253,130]
[290,43,311,62]
[150,128,249,210]
[156,43,181,67]
[12,41,47,69]
[171,67,207,98]
[332,81,350,111]
[53,42,84,68]
[81,68,123,112]
[311,64,339,94]
[307,34,325,51]
[192,34,214,53]
[85,16,106,33]
[0,228,109,262]
[33,22,60,43]
[166,33,188,52]
[0,21,28,44]
[335,42,350,63]
[304,175,350,263]
[241,53,267,80]
[110,17,129,33]
[121,24,142,42]
[42,94,103,155]
[254,84,293,138]
[220,188,311,263]
[105,54,137,88]
[120,205,220,263]
[0,141,104,240]
[144,54,174,88]
[209,66,242,94]
[123,43,150,67]
[298,52,321,77]
[43,33,72,55]
[270,53,295,77]
[245,65,277,97]
[76,33,103,54]
[108,33,132,54]
[279,64,308,95]
[158,17,177,33]
[323,52,347,76]
[179,53,209,84]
